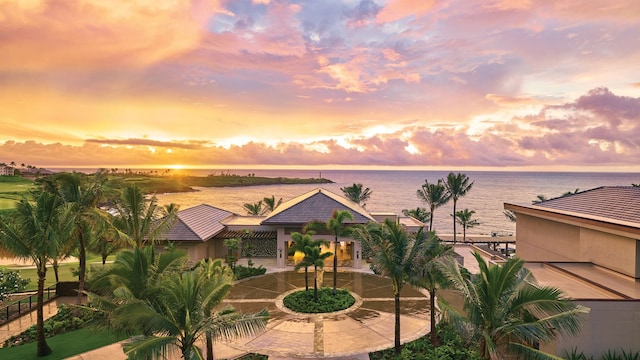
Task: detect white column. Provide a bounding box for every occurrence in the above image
[277,227,286,268]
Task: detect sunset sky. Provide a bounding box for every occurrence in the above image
[1,0,639,171]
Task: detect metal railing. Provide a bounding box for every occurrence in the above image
[0,285,57,324]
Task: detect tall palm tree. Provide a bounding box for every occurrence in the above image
[438,253,589,360]
[54,171,110,305]
[304,209,354,296]
[0,191,74,356]
[410,230,454,345]
[288,231,327,291]
[444,173,474,243]
[243,201,263,215]
[454,208,480,242]
[503,209,517,222]
[340,183,372,207]
[262,195,283,214]
[352,219,428,357]
[532,194,548,204]
[401,207,430,223]
[416,179,450,232]
[113,184,178,248]
[113,260,268,360]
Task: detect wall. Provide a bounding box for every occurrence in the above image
[550,300,640,357]
[579,228,637,278]
[516,214,580,262]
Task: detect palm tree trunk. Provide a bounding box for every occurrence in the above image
[206,331,213,360]
[429,289,438,345]
[463,225,466,242]
[206,333,214,360]
[333,238,338,296]
[314,265,318,302]
[429,209,434,232]
[452,200,457,244]
[304,267,309,291]
[394,291,401,357]
[53,258,60,283]
[36,270,52,356]
[77,232,86,305]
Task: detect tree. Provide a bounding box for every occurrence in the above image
[243,201,263,215]
[444,173,474,243]
[532,194,548,204]
[305,245,332,301]
[304,209,354,296]
[223,237,241,272]
[54,171,110,305]
[0,269,30,302]
[401,207,430,223]
[503,210,517,222]
[410,231,454,345]
[340,183,372,207]
[454,208,480,242]
[438,252,589,360]
[113,184,178,248]
[289,232,322,291]
[91,251,269,360]
[352,219,428,357]
[262,195,283,214]
[0,191,73,356]
[416,179,450,232]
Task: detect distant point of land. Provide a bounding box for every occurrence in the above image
[110,172,333,194]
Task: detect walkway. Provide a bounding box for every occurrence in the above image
[0,269,432,359]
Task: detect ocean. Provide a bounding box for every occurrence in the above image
[141,169,640,237]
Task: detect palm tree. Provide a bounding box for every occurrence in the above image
[304,209,354,296]
[438,252,589,360]
[352,219,429,357]
[54,171,110,305]
[119,266,269,360]
[113,184,178,248]
[288,232,317,291]
[340,183,372,207]
[243,201,263,215]
[416,179,450,232]
[305,245,332,301]
[444,173,474,243]
[0,191,74,356]
[402,207,430,223]
[503,210,517,222]
[533,194,548,204]
[262,195,283,214]
[223,237,241,272]
[410,231,454,345]
[454,208,480,242]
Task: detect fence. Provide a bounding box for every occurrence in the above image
[0,285,57,324]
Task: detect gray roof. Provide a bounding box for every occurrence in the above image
[164,204,234,242]
[262,188,375,225]
[531,186,640,225]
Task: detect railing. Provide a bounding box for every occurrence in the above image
[0,285,57,324]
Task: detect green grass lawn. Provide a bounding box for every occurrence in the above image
[0,328,125,360]
[0,176,34,210]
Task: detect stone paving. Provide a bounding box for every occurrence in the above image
[1,270,432,359]
[219,271,431,359]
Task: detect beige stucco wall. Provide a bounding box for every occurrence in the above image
[516,214,638,277]
[515,214,580,262]
[548,300,640,357]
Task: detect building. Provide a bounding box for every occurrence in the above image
[0,165,15,176]
[504,186,640,356]
[160,187,424,269]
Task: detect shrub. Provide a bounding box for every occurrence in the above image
[234,264,267,280]
[283,288,355,313]
[0,268,29,302]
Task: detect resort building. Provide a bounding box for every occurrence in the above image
[504,186,640,356]
[0,165,15,176]
[160,187,424,269]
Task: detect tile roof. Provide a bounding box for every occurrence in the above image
[532,186,640,226]
[163,204,234,242]
[262,188,375,225]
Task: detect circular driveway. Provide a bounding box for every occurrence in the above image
[221,271,431,358]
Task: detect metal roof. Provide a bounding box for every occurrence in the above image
[163,204,234,242]
[532,186,640,226]
[262,188,375,225]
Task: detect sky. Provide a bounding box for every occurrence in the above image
[1,0,640,171]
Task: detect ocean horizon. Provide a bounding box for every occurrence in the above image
[49,168,640,237]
